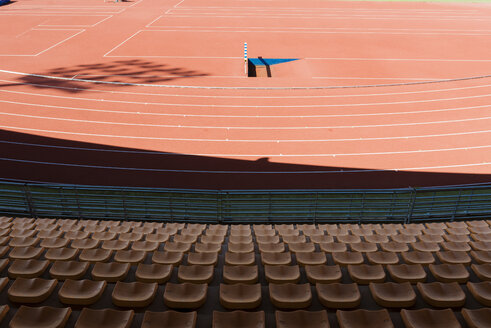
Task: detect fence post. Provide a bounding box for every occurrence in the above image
[22,184,36,218]
[217,191,222,224]
[406,188,417,224]
[451,188,463,221]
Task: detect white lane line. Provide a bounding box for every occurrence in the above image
[37,14,113,27]
[35,29,85,56]
[146,15,163,28]
[103,30,142,57]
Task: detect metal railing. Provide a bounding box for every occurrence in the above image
[0,180,490,223]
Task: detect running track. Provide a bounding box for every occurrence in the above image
[0,0,490,189]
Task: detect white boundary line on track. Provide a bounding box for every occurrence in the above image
[171,6,478,13]
[103,30,142,57]
[38,14,113,27]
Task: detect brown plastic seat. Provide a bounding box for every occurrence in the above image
[401,251,435,265]
[39,238,69,249]
[336,309,394,328]
[10,229,36,238]
[178,265,214,284]
[225,252,255,266]
[429,263,469,283]
[317,282,360,308]
[470,250,491,264]
[58,279,106,305]
[219,283,261,309]
[350,242,377,253]
[112,281,158,307]
[283,235,307,244]
[319,242,347,253]
[92,262,130,282]
[230,235,254,244]
[9,246,44,260]
[164,241,192,253]
[310,235,334,244]
[133,226,155,234]
[417,281,466,307]
[337,235,362,244]
[366,251,399,265]
[79,248,112,263]
[114,250,146,264]
[108,226,131,234]
[471,263,491,281]
[467,281,491,306]
[132,241,159,252]
[401,308,461,328]
[119,232,143,242]
[164,282,207,309]
[194,242,221,253]
[392,234,417,243]
[152,251,183,266]
[269,283,312,309]
[49,260,89,280]
[0,258,8,272]
[418,234,444,243]
[84,225,106,233]
[348,264,385,284]
[213,310,264,328]
[288,242,315,253]
[369,282,416,307]
[296,251,327,266]
[70,239,99,249]
[265,265,300,283]
[258,242,284,253]
[188,251,218,266]
[375,228,398,236]
[142,310,197,328]
[276,310,329,328]
[9,237,39,248]
[8,277,57,303]
[135,263,172,284]
[387,264,426,283]
[101,240,129,251]
[440,242,471,252]
[305,265,342,284]
[365,234,389,244]
[444,234,470,242]
[173,234,198,244]
[75,308,134,328]
[92,231,117,241]
[223,265,258,284]
[0,277,8,292]
[261,252,291,266]
[461,308,491,328]
[8,259,49,278]
[473,234,491,242]
[229,242,255,254]
[332,251,364,266]
[9,305,71,328]
[44,247,78,261]
[436,251,471,265]
[471,241,491,251]
[146,233,169,243]
[411,242,440,252]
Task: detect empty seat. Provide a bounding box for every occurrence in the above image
[75,308,134,328]
[213,310,264,328]
[470,241,491,251]
[337,309,393,328]
[429,263,469,283]
[101,240,129,251]
[467,281,491,306]
[296,251,327,266]
[178,265,214,284]
[132,241,159,252]
[258,242,284,253]
[269,283,312,309]
[461,308,491,328]
[436,251,471,265]
[337,235,361,244]
[473,234,491,242]
[261,252,291,266]
[142,310,197,328]
[225,252,255,266]
[470,250,491,264]
[350,242,377,253]
[9,305,71,328]
[276,310,329,328]
[9,237,39,248]
[135,263,172,284]
[219,283,261,309]
[283,235,307,244]
[229,242,255,253]
[194,242,221,253]
[310,235,334,244]
[112,281,158,307]
[92,231,117,241]
[79,248,112,263]
[366,251,399,265]
[365,234,389,243]
[369,282,416,307]
[418,235,444,243]
[8,259,49,278]
[164,241,192,253]
[44,247,78,261]
[401,251,435,265]
[187,251,218,266]
[152,251,183,266]
[58,279,106,305]
[9,246,44,260]
[8,277,57,303]
[288,242,315,253]
[230,235,254,244]
[319,242,347,253]
[316,283,361,308]
[444,234,469,242]
[332,252,364,266]
[119,232,143,242]
[265,265,300,284]
[387,264,426,283]
[417,282,466,307]
[114,250,146,264]
[305,265,342,284]
[0,277,8,292]
[49,260,89,280]
[92,262,130,282]
[440,242,471,252]
[471,263,491,281]
[348,264,385,284]
[392,234,417,243]
[401,308,461,328]
[223,265,258,284]
[146,233,169,243]
[164,283,207,309]
[412,242,440,252]
[70,239,99,249]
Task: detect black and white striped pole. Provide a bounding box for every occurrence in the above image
[244,42,248,76]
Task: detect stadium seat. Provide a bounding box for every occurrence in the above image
[142,310,197,328]
[470,241,491,251]
[366,251,399,265]
[0,277,7,292]
[219,283,262,309]
[164,282,207,309]
[135,263,172,283]
[429,264,469,283]
[152,251,184,266]
[9,305,71,328]
[213,310,264,328]
[269,283,312,309]
[44,247,78,261]
[92,262,130,282]
[79,248,113,263]
[112,281,158,307]
[336,309,394,328]
[305,264,342,284]
[436,251,471,265]
[401,251,435,265]
[114,250,146,264]
[440,242,471,252]
[365,234,390,244]
[0,258,8,272]
[337,235,362,244]
[466,281,491,306]
[119,232,144,242]
[319,242,348,253]
[473,233,491,242]
[470,250,491,264]
[418,235,444,243]
[174,234,199,244]
[109,226,131,234]
[296,251,327,265]
[401,308,461,328]
[10,229,36,238]
[443,234,469,242]
[310,235,334,244]
[64,230,89,239]
[9,246,44,260]
[417,282,466,307]
[223,265,258,284]
[74,308,134,328]
[348,264,385,284]
[178,265,214,284]
[392,234,417,243]
[261,252,292,266]
[8,277,57,303]
[461,308,491,328]
[71,239,99,250]
[187,251,218,266]
[229,242,255,253]
[387,264,426,283]
[369,282,416,307]
[225,252,255,266]
[265,265,300,283]
[164,241,193,253]
[411,242,440,252]
[471,263,491,280]
[92,231,117,241]
[283,235,307,244]
[288,242,315,253]
[258,242,284,253]
[194,242,221,253]
[146,233,169,243]
[8,259,49,278]
[276,310,329,328]
[132,241,159,252]
[350,242,377,253]
[39,238,69,249]
[58,279,106,305]
[332,251,364,265]
[316,283,361,308]
[101,240,129,251]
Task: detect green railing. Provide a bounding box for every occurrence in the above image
[0,180,490,223]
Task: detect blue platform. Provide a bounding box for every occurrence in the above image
[0,0,11,6]
[248,58,298,66]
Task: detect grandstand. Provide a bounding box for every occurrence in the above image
[0,0,490,326]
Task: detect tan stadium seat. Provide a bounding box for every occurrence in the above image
[8,259,49,278]
[446,226,469,234]
[44,247,78,261]
[276,310,329,328]
[231,230,253,237]
[9,305,71,328]
[229,242,255,253]
[282,235,306,244]
[84,225,106,233]
[418,234,444,243]
[230,235,254,244]
[79,248,112,263]
[152,251,183,266]
[92,231,117,241]
[114,250,146,264]
[8,277,57,303]
[10,229,36,238]
[255,235,278,244]
[195,241,222,253]
[181,228,204,237]
[109,226,131,234]
[470,250,491,264]
[213,310,264,328]
[402,228,423,237]
[369,282,416,307]
[411,242,440,252]
[401,308,460,328]
[471,263,491,280]
[112,281,158,307]
[174,234,198,244]
[392,234,417,243]
[365,234,389,243]
[178,265,214,284]
[350,242,377,253]
[352,228,374,236]
[417,282,466,307]
[375,228,398,236]
[296,251,327,266]
[135,263,172,283]
[219,283,262,309]
[429,263,469,283]
[310,235,334,244]
[9,237,39,248]
[467,281,491,306]
[466,220,489,228]
[188,251,218,266]
[319,242,347,253]
[366,251,399,265]
[305,265,342,284]
[142,311,197,328]
[101,240,129,251]
[223,265,258,284]
[288,242,315,253]
[39,238,69,249]
[336,309,394,328]
[70,239,99,250]
[64,229,89,239]
[470,241,491,251]
[0,304,7,324]
[317,282,360,308]
[446,221,468,228]
[225,251,255,266]
[261,252,292,266]
[119,232,143,242]
[473,234,491,242]
[164,241,192,253]
[133,226,155,234]
[58,279,106,305]
[444,234,469,242]
[146,233,169,243]
[387,264,426,283]
[258,242,284,253]
[332,252,364,266]
[326,228,348,237]
[337,235,362,244]
[278,229,299,238]
[9,246,44,260]
[269,283,312,309]
[92,262,130,282]
[265,265,300,283]
[164,282,207,309]
[440,242,471,252]
[436,251,471,265]
[348,264,385,284]
[49,260,89,280]
[132,241,159,252]
[461,308,491,328]
[75,308,134,328]
[401,251,435,265]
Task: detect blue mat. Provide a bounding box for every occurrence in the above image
[248,58,298,66]
[0,0,11,6]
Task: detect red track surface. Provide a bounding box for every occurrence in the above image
[0,0,490,189]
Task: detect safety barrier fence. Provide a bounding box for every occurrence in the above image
[0,180,489,224]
